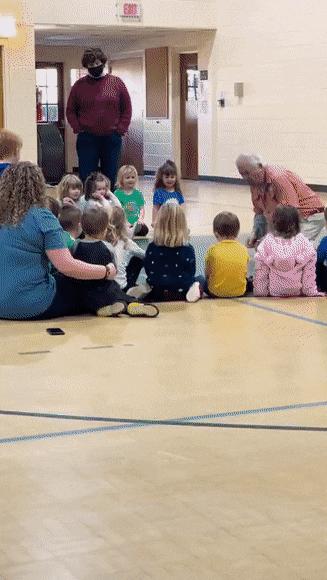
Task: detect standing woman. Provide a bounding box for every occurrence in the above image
[66,47,132,186]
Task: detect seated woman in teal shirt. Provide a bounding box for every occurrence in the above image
[0,162,150,320]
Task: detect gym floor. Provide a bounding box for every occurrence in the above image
[1,180,327,580]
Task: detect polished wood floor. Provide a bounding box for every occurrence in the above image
[1,181,327,579]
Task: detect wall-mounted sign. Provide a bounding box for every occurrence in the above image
[116,1,143,21]
[200,70,208,81]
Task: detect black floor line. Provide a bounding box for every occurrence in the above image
[0,409,327,432]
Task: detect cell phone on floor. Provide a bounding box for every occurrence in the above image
[46,327,65,336]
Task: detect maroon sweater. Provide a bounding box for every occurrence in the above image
[66,74,132,136]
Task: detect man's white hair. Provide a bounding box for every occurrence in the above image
[235,154,264,169]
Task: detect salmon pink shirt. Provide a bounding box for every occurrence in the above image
[250,166,324,221]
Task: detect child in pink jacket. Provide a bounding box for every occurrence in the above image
[254,205,322,297]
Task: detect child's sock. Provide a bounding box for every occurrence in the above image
[186,281,202,303]
[126,282,151,299]
[96,302,126,317]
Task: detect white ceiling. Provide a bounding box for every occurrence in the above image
[34,25,195,46]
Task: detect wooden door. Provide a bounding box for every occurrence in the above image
[0,46,3,129]
[111,57,144,175]
[180,53,199,179]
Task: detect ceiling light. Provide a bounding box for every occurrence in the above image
[0,15,17,38]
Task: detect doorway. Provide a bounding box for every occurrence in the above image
[35,62,65,182]
[180,53,199,180]
[111,57,144,176]
[35,62,65,141]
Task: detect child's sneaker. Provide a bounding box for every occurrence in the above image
[126,302,159,318]
[186,281,202,303]
[97,302,126,317]
[126,282,151,299]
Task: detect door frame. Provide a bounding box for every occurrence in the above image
[0,46,4,128]
[180,52,199,180]
[35,61,65,140]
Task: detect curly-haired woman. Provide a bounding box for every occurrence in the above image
[66,47,132,186]
[0,162,158,320]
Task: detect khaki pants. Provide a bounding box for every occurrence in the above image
[300,212,325,248]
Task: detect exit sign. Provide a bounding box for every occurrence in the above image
[117,1,142,20]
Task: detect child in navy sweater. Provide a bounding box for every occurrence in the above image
[128,203,202,302]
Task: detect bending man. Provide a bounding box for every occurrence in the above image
[236,154,325,247]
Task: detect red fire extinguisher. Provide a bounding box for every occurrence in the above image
[36,86,43,122]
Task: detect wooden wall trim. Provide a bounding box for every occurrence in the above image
[145,47,168,119]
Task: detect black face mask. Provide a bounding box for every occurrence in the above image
[88,65,105,78]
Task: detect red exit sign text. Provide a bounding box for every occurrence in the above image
[120,2,142,18]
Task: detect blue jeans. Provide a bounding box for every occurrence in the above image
[253,214,268,240]
[76,131,123,186]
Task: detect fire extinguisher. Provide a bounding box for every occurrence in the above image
[36,86,42,122]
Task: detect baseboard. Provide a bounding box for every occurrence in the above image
[199,175,327,193]
[198,176,243,184]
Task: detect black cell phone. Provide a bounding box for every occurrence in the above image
[46,327,65,336]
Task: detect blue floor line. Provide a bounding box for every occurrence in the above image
[237,298,327,327]
[1,399,327,445]
[1,419,327,445]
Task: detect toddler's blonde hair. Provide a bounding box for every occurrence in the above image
[153,203,189,247]
[106,206,129,247]
[116,165,138,189]
[57,174,83,201]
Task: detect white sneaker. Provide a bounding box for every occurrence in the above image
[186,281,202,303]
[126,282,151,299]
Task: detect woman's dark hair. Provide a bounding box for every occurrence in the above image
[82,48,107,68]
[82,206,109,236]
[213,212,240,238]
[154,160,182,194]
[43,195,61,218]
[272,205,300,239]
[84,172,110,199]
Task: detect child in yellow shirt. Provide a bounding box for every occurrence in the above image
[205,212,250,297]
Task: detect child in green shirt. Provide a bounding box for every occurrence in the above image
[58,205,82,250]
[115,165,149,236]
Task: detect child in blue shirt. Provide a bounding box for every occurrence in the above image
[316,207,327,291]
[152,160,184,225]
[0,129,22,177]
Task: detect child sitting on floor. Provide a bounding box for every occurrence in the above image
[152,160,184,226]
[205,212,250,298]
[114,165,149,237]
[0,129,22,177]
[72,206,158,317]
[316,207,327,292]
[79,172,121,212]
[128,203,202,302]
[57,173,83,209]
[106,206,145,291]
[254,205,322,297]
[58,205,82,250]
